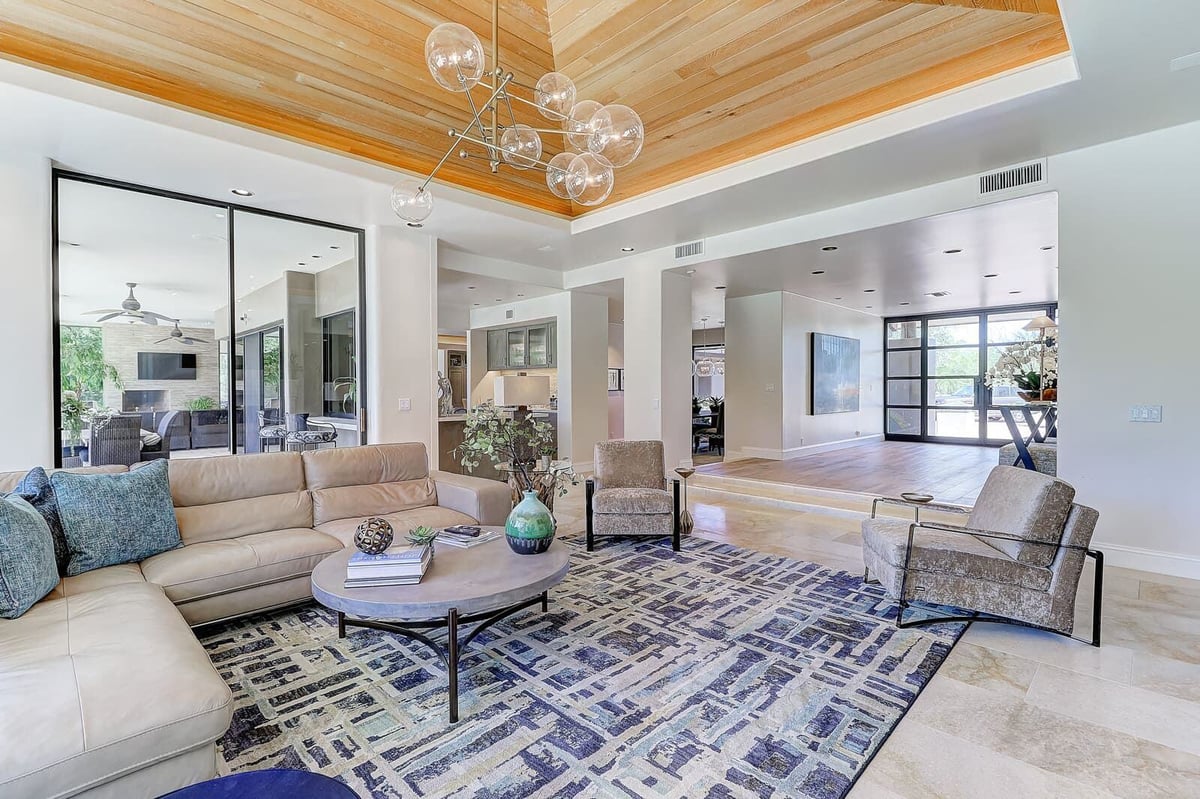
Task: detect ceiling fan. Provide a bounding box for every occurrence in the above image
[155,321,210,347]
[85,282,174,326]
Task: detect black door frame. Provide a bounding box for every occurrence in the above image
[50,170,368,467]
[883,302,1058,446]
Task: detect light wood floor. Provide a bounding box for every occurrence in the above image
[549,481,1200,799]
[698,441,999,504]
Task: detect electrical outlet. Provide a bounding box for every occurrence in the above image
[765,383,776,393]
[398,398,411,412]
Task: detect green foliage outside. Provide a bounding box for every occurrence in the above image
[187,396,218,411]
[59,325,121,446]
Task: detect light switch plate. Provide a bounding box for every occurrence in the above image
[765,383,776,392]
[398,398,412,412]
[1129,404,1162,423]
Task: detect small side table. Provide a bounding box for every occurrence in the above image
[674,467,696,535]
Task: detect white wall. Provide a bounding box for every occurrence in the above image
[725,293,784,457]
[365,226,438,459]
[0,152,53,470]
[781,292,883,453]
[1054,120,1200,575]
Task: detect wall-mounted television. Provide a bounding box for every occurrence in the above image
[137,352,197,380]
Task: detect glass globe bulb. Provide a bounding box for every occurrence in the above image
[588,104,644,167]
[500,125,543,170]
[696,358,715,378]
[545,152,574,199]
[390,179,433,223]
[563,100,603,152]
[534,72,576,120]
[565,152,614,206]
[714,360,726,376]
[425,23,484,93]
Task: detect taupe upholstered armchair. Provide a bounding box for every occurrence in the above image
[586,440,681,552]
[861,466,1103,646]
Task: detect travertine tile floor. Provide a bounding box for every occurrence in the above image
[550,481,1200,798]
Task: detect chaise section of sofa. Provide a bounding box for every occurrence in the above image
[301,443,511,545]
[0,574,232,799]
[139,451,341,626]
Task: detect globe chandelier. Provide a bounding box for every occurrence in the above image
[390,1,645,224]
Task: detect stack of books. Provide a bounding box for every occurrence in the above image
[344,544,431,589]
[437,525,500,549]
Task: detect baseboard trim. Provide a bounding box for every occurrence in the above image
[729,435,883,461]
[1091,541,1200,581]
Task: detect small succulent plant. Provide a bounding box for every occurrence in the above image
[406,525,439,546]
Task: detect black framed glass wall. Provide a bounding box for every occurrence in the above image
[52,172,366,467]
[884,303,1057,444]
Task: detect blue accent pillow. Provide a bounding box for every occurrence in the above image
[50,459,182,577]
[14,467,70,576]
[0,494,59,618]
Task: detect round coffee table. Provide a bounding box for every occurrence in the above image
[311,530,569,723]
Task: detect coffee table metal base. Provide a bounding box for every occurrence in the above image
[335,590,550,723]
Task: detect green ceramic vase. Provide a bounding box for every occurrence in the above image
[505,491,556,555]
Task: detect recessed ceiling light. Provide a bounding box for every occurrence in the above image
[718,320,724,325]
[811,270,825,275]
[537,244,553,252]
[249,274,255,279]
[473,303,480,306]
[620,246,635,252]
[899,302,910,306]
[495,298,502,302]
[1041,245,1055,251]
[467,285,476,290]
[833,296,843,300]
[686,269,696,275]
[1009,290,1022,295]
[865,305,873,309]
[517,293,525,297]
[297,262,306,266]
[330,245,340,250]
[863,289,876,293]
[407,222,423,228]
[984,273,999,278]
[230,188,254,197]
[943,248,963,254]
[214,213,225,219]
[311,254,321,259]
[715,285,726,290]
[821,245,838,252]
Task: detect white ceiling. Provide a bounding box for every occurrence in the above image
[0,0,1197,283]
[437,268,560,335]
[58,179,358,328]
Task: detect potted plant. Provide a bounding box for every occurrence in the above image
[59,325,121,458]
[187,396,217,411]
[985,338,1058,401]
[453,404,576,554]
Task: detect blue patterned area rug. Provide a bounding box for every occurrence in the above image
[201,538,964,798]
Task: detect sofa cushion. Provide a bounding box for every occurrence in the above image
[0,582,232,799]
[594,440,667,491]
[593,487,673,515]
[0,494,59,619]
[51,459,182,576]
[316,506,477,548]
[13,467,70,575]
[592,512,674,537]
[161,452,313,544]
[863,517,1052,592]
[968,466,1075,567]
[43,563,146,601]
[303,444,437,525]
[141,528,341,605]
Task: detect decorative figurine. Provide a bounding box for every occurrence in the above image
[354,517,394,554]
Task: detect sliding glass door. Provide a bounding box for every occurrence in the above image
[885,304,1057,444]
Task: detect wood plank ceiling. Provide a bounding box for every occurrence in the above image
[0,1,1068,217]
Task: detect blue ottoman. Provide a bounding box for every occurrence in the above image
[158,769,359,798]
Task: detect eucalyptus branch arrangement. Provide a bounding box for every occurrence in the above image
[454,404,572,495]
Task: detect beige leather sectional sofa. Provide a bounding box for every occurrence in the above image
[0,443,510,799]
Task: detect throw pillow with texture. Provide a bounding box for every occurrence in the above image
[51,459,182,576]
[14,466,70,575]
[0,494,59,618]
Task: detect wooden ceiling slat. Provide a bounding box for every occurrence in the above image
[0,0,1069,216]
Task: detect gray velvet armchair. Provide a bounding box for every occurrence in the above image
[861,466,1103,645]
[586,440,681,552]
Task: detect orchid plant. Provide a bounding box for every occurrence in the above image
[984,337,1058,392]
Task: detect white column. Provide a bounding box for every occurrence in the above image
[563,291,608,470]
[0,153,53,470]
[622,261,692,469]
[364,225,439,460]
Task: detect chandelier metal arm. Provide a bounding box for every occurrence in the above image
[452,129,561,172]
[420,73,513,192]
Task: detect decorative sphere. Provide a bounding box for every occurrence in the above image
[500,124,543,170]
[563,100,603,152]
[534,72,576,119]
[425,23,484,92]
[566,152,615,206]
[545,152,575,199]
[588,104,644,167]
[390,179,434,223]
[354,517,394,555]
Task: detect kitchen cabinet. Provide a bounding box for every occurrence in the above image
[485,322,557,370]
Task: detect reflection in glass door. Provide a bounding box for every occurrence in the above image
[885,304,1057,444]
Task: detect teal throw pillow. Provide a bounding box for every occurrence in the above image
[0,494,60,618]
[15,466,70,575]
[51,459,182,577]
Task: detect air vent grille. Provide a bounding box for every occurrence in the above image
[505,310,514,319]
[675,240,704,259]
[978,160,1046,195]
